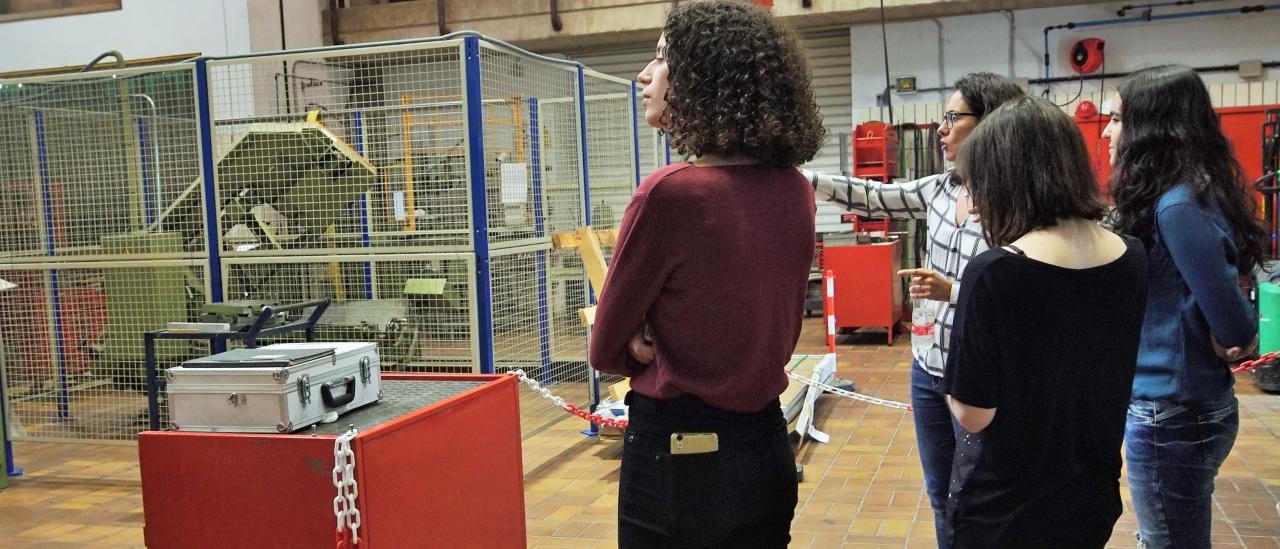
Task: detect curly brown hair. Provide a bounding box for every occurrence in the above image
[662,0,825,167]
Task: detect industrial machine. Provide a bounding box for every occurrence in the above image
[90,118,379,390]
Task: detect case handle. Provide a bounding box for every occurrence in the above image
[321,375,357,408]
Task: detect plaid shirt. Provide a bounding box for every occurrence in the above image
[806,170,988,377]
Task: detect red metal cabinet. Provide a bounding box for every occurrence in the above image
[852,122,898,182]
[139,373,526,549]
[823,240,903,345]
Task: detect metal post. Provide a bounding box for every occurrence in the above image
[630,81,642,189]
[577,67,600,435]
[34,111,71,421]
[144,332,161,431]
[137,117,154,225]
[0,322,21,477]
[577,68,593,235]
[195,60,224,304]
[463,36,496,374]
[530,98,553,386]
[354,111,374,300]
[664,131,672,166]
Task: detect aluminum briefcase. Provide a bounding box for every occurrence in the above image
[166,342,382,433]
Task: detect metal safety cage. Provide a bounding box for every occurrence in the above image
[0,66,206,262]
[220,254,479,373]
[580,70,642,403]
[487,245,590,438]
[475,42,586,252]
[206,40,471,256]
[581,70,640,258]
[0,260,210,443]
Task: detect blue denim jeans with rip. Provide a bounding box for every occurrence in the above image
[911,362,958,549]
[1125,391,1238,549]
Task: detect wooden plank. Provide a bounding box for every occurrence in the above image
[0,52,199,79]
[553,228,617,249]
[552,231,581,249]
[0,0,119,23]
[608,378,630,402]
[598,228,619,247]
[576,226,609,298]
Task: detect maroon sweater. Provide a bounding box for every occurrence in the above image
[588,162,816,413]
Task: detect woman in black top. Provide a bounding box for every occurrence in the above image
[942,97,1148,547]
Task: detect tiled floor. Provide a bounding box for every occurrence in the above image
[0,317,1278,547]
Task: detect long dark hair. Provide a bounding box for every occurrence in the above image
[1109,65,1267,274]
[957,97,1106,247]
[662,0,825,167]
[952,72,1026,120]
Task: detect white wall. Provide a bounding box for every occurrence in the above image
[850,1,1280,107]
[247,0,327,53]
[0,0,252,73]
[0,0,329,74]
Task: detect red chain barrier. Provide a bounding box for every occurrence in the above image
[1231,351,1280,375]
[564,403,629,429]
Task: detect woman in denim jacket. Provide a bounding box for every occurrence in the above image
[1103,65,1267,548]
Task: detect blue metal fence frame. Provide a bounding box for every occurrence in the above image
[463,36,496,374]
[529,98,553,386]
[194,60,224,313]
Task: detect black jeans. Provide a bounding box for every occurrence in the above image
[618,392,798,549]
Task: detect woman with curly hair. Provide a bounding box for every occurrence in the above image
[587,1,824,547]
[1104,65,1266,548]
[804,72,1024,549]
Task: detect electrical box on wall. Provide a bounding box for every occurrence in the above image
[1239,60,1264,79]
[895,76,918,94]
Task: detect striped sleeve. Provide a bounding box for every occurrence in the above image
[804,169,935,220]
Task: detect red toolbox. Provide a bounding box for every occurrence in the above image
[139,373,526,548]
[823,239,903,346]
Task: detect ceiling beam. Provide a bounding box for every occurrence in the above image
[325,0,1115,50]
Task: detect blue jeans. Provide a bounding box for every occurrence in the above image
[1125,391,1239,549]
[911,362,957,549]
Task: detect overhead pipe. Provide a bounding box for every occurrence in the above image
[1042,3,1279,89]
[1001,10,1015,78]
[329,0,343,45]
[81,50,124,71]
[550,0,563,32]
[930,18,946,102]
[907,59,1280,95]
[1117,0,1230,17]
[437,0,448,35]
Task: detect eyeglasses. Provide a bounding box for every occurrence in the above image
[942,110,978,127]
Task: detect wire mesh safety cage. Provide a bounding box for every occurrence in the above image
[0,66,205,261]
[478,43,586,250]
[0,33,641,444]
[208,41,475,255]
[0,261,210,442]
[220,254,478,373]
[488,246,591,437]
[582,70,638,252]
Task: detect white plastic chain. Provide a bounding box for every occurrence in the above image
[785,371,913,411]
[509,369,569,408]
[332,426,362,544]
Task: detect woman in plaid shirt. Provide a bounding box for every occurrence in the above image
[804,72,1022,549]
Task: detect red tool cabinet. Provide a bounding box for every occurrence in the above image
[139,373,526,549]
[852,122,898,182]
[823,239,903,345]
